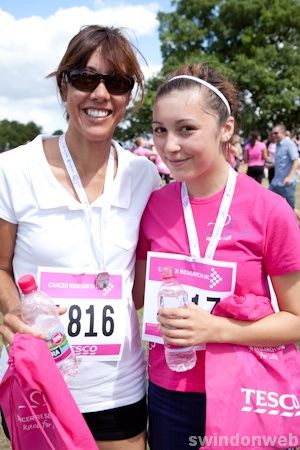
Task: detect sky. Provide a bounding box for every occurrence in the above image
[0,0,172,134]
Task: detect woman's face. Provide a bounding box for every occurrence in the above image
[152,88,233,184]
[64,49,131,144]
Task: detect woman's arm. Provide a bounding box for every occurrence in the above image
[158,271,300,348]
[0,219,20,314]
[262,144,268,161]
[283,159,299,185]
[0,219,42,345]
[132,259,146,310]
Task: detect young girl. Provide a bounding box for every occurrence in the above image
[133,63,300,450]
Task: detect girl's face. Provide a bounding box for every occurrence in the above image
[152,88,234,185]
[64,49,131,144]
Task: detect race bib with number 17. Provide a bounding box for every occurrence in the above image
[142,252,236,348]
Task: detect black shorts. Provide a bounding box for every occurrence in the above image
[1,396,147,442]
[82,396,147,441]
[0,408,9,439]
[246,165,265,183]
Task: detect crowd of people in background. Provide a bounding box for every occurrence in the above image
[131,135,172,183]
[126,124,300,225]
[234,126,299,218]
[127,126,300,194]
[221,127,299,176]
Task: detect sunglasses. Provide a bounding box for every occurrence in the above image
[64,69,134,95]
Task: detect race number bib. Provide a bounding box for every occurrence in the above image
[38,267,125,361]
[142,252,236,348]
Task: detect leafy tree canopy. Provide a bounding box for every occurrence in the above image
[114,75,164,144]
[0,120,42,151]
[132,0,300,140]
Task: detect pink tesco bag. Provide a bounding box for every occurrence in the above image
[203,294,300,449]
[0,333,99,450]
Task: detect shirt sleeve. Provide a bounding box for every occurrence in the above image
[288,140,299,161]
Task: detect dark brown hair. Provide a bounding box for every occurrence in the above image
[155,63,238,125]
[48,24,145,105]
[249,131,260,146]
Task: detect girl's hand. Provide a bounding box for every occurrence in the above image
[157,302,215,347]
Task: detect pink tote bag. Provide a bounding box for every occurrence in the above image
[203,294,300,450]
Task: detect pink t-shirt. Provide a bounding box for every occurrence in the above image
[245,141,266,166]
[155,154,171,175]
[133,146,152,157]
[267,142,276,164]
[136,173,300,393]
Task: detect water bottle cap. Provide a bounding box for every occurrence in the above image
[161,266,175,279]
[18,274,38,294]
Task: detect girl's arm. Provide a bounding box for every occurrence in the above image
[158,271,300,348]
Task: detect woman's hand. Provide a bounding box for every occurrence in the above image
[0,305,67,348]
[157,303,216,347]
[0,305,44,350]
[0,305,67,352]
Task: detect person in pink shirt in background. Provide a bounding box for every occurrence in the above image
[243,131,267,183]
[133,136,154,158]
[133,62,300,450]
[149,144,172,184]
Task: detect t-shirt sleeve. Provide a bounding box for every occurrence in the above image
[264,197,300,276]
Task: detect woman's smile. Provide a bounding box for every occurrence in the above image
[83,108,111,119]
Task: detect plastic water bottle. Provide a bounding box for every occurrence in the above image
[158,266,197,372]
[18,274,79,380]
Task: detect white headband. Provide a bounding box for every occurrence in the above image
[168,75,231,115]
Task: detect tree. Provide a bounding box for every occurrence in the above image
[0,120,42,150]
[135,0,300,139]
[114,75,165,144]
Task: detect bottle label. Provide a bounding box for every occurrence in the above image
[47,326,72,363]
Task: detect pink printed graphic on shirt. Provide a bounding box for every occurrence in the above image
[149,257,233,291]
[40,271,122,299]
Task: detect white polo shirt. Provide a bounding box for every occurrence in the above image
[0,134,161,412]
